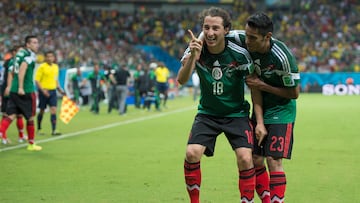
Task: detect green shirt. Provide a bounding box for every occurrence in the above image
[87,71,106,91]
[183,40,254,117]
[227,30,300,123]
[11,48,37,93]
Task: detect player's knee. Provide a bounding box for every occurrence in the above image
[253,154,265,167]
[266,156,283,171]
[185,145,203,163]
[236,152,253,167]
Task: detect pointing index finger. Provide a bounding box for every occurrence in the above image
[188,29,196,40]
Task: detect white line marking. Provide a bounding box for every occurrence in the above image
[0,106,195,152]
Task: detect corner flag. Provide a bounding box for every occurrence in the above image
[60,96,79,124]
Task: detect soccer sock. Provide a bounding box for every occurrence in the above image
[0,117,12,139]
[37,113,43,130]
[255,166,270,203]
[51,114,56,132]
[270,171,286,203]
[16,116,24,138]
[27,120,35,144]
[184,160,201,203]
[239,167,255,203]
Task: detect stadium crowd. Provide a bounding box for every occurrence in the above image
[0,0,359,74]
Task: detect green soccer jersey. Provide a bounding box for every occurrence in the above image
[11,48,37,93]
[227,30,300,123]
[186,40,254,117]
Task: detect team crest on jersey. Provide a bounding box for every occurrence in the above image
[212,67,222,80]
[212,60,222,80]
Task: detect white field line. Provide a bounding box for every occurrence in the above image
[0,106,195,152]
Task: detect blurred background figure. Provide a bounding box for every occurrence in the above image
[104,65,117,113]
[133,63,144,109]
[154,61,170,108]
[109,63,130,115]
[191,70,200,102]
[139,62,159,111]
[70,67,86,105]
[87,62,107,114]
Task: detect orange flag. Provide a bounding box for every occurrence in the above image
[60,96,79,124]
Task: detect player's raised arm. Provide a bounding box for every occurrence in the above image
[176,30,203,85]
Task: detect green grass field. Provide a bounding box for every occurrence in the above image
[1,94,359,203]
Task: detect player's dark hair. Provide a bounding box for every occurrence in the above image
[25,35,37,45]
[45,50,55,56]
[246,12,273,36]
[10,45,21,53]
[199,7,232,31]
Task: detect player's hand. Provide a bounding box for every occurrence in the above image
[42,89,50,97]
[60,89,66,96]
[18,88,25,96]
[255,123,267,146]
[245,74,264,90]
[188,29,203,60]
[4,86,10,96]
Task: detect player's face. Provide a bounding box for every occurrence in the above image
[45,53,55,64]
[202,16,228,54]
[245,24,267,53]
[27,38,39,53]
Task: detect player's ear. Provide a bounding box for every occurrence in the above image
[224,27,230,35]
[265,32,272,40]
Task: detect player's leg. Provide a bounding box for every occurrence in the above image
[252,125,270,203]
[226,117,255,202]
[49,90,60,135]
[37,90,47,134]
[0,97,10,143]
[26,93,42,151]
[162,84,169,107]
[184,144,205,203]
[235,147,256,203]
[118,85,127,115]
[184,114,217,203]
[253,154,270,203]
[0,114,14,144]
[16,115,26,142]
[264,123,294,203]
[1,94,21,144]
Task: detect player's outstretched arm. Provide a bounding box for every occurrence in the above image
[177,30,203,85]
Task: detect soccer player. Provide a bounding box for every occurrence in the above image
[70,67,86,105]
[228,13,300,203]
[87,62,107,114]
[0,45,26,144]
[177,7,265,203]
[35,51,65,136]
[0,35,42,151]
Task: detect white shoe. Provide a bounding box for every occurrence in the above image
[1,138,11,145]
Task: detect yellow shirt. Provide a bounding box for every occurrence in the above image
[35,62,59,90]
[155,66,170,83]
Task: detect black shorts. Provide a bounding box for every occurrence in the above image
[1,97,9,113]
[188,113,253,157]
[253,123,294,159]
[156,82,168,93]
[38,89,58,109]
[7,92,36,120]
